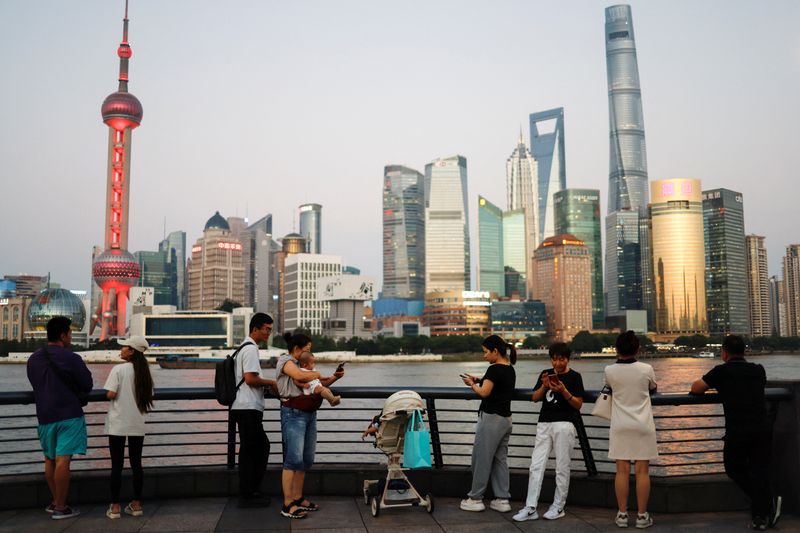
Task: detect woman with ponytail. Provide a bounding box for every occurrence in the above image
[460,334,516,513]
[103,336,154,519]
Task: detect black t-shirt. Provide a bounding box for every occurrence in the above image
[478,364,516,417]
[702,359,769,439]
[534,368,585,424]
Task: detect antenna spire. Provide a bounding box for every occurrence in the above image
[117,0,133,92]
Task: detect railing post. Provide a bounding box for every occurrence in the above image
[425,397,444,469]
[575,413,597,476]
[226,408,236,470]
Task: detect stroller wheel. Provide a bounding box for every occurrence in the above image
[424,493,434,514]
[370,495,380,517]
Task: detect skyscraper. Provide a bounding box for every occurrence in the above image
[604,4,649,325]
[425,155,470,292]
[506,132,539,292]
[746,235,772,337]
[187,212,245,310]
[529,108,565,242]
[769,276,787,336]
[702,189,750,335]
[134,250,178,306]
[502,209,526,297]
[275,233,307,333]
[91,2,143,340]
[299,203,322,254]
[532,234,593,342]
[159,230,186,309]
[478,196,504,296]
[284,254,342,334]
[383,165,425,300]
[783,244,800,336]
[228,214,275,312]
[650,179,707,335]
[554,189,604,328]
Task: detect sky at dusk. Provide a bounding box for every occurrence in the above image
[1,0,798,291]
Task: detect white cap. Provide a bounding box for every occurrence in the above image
[118,335,150,353]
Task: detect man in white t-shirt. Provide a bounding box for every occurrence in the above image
[231,313,277,508]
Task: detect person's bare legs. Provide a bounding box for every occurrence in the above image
[44,457,56,506]
[54,455,72,509]
[282,469,296,507]
[314,385,340,406]
[634,460,650,515]
[615,460,631,513]
[292,471,306,502]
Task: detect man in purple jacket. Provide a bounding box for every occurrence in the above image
[27,316,93,520]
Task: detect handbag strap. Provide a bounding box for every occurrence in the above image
[42,347,84,401]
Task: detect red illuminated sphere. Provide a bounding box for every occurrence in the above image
[101,91,143,130]
[92,248,141,290]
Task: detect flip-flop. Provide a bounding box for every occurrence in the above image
[293,497,319,511]
[281,503,307,519]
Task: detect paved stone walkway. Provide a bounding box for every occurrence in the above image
[0,496,796,532]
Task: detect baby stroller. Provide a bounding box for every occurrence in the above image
[363,390,434,517]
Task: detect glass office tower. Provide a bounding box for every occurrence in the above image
[478,196,504,296]
[425,155,470,292]
[159,231,186,309]
[506,132,539,288]
[650,179,707,334]
[604,5,649,324]
[554,189,603,328]
[529,108,566,243]
[702,189,750,335]
[299,203,322,254]
[503,209,526,297]
[383,165,426,299]
[134,250,178,306]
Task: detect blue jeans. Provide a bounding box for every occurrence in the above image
[280,406,317,471]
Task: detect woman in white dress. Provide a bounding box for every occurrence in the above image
[103,336,154,519]
[604,331,657,529]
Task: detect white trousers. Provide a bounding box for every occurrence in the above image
[524,421,576,510]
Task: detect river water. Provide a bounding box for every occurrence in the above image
[2,355,798,476]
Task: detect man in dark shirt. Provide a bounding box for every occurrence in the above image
[27,316,93,520]
[690,335,780,530]
[513,342,584,522]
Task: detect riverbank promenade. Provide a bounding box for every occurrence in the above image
[2,495,797,532]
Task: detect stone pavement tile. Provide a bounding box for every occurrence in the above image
[0,505,98,533]
[139,497,226,532]
[426,497,513,526]
[0,510,21,525]
[357,493,439,531]
[503,510,597,532]
[215,497,289,532]
[291,496,365,531]
[62,503,157,532]
[441,522,521,533]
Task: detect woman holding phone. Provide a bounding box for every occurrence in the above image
[460,335,516,513]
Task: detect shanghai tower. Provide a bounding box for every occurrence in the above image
[91,0,143,340]
[604,4,650,322]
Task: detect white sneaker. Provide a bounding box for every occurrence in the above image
[512,507,539,521]
[489,498,511,512]
[460,498,485,512]
[635,512,653,529]
[615,511,629,528]
[543,506,565,520]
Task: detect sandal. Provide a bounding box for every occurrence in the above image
[293,497,319,512]
[281,503,307,519]
[106,504,121,520]
[124,503,143,517]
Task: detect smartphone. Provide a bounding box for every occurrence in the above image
[336,362,347,372]
[548,373,561,385]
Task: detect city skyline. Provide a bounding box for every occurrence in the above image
[1,1,799,292]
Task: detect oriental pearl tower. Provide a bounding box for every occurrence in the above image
[91,0,143,340]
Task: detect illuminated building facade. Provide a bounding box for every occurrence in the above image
[529,109,566,243]
[425,156,470,292]
[554,189,603,328]
[187,212,245,310]
[506,132,539,295]
[702,189,750,335]
[0,298,30,341]
[299,203,322,254]
[383,165,425,300]
[532,234,593,342]
[650,179,707,335]
[423,290,491,336]
[91,2,144,339]
[745,235,772,337]
[490,300,547,343]
[783,244,800,336]
[2,275,48,299]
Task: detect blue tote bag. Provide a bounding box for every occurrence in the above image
[402,409,432,469]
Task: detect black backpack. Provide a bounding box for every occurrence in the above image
[214,341,255,407]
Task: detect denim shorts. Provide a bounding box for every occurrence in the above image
[38,416,87,460]
[280,406,317,471]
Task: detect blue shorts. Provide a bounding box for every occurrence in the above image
[280,406,316,471]
[38,416,87,460]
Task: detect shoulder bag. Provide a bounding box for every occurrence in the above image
[590,385,613,420]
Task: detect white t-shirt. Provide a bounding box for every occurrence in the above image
[231,339,264,411]
[103,362,147,436]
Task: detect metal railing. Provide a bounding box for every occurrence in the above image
[0,386,793,477]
